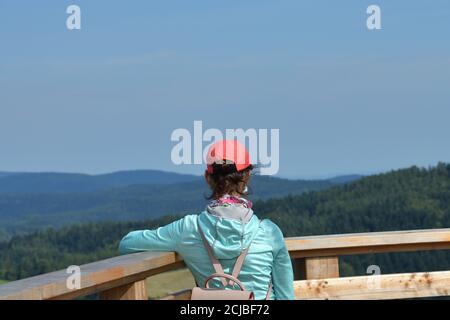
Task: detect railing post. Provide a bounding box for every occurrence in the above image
[293,257,340,280]
[99,279,148,300]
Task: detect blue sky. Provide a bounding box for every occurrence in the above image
[0,1,449,178]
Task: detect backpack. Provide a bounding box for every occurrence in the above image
[191,217,272,300]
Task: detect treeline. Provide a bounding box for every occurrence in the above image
[255,163,450,275]
[1,163,450,281]
[0,215,181,280]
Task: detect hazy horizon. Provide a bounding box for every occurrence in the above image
[1,161,445,180]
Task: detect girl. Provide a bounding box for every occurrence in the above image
[119,140,294,300]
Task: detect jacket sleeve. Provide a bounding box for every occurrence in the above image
[119,217,185,254]
[271,223,295,300]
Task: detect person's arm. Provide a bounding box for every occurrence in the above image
[271,224,295,300]
[119,217,185,254]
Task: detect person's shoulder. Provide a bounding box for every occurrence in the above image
[258,218,286,252]
[259,218,284,238]
[177,213,200,230]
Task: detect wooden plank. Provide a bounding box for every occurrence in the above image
[289,242,450,259]
[294,271,450,300]
[99,280,147,300]
[0,251,184,300]
[296,257,340,280]
[286,228,450,258]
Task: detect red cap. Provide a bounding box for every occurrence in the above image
[206,140,251,174]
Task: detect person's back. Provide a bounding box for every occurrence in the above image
[119,140,295,300]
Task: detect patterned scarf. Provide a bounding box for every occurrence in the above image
[209,194,253,209]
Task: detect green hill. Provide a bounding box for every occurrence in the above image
[1,164,449,282]
[0,170,200,194]
[0,175,338,236]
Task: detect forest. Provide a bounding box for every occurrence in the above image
[1,163,450,281]
[0,173,339,238]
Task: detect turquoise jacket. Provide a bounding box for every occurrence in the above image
[119,209,295,300]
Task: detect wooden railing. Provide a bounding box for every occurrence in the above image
[1,228,450,300]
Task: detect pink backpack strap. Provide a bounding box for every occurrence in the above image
[227,245,250,287]
[198,216,273,298]
[198,222,228,287]
[265,281,273,300]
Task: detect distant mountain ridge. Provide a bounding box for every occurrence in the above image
[328,174,364,184]
[0,170,361,194]
[0,173,359,236]
[0,169,362,237]
[0,172,19,178]
[0,170,200,193]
